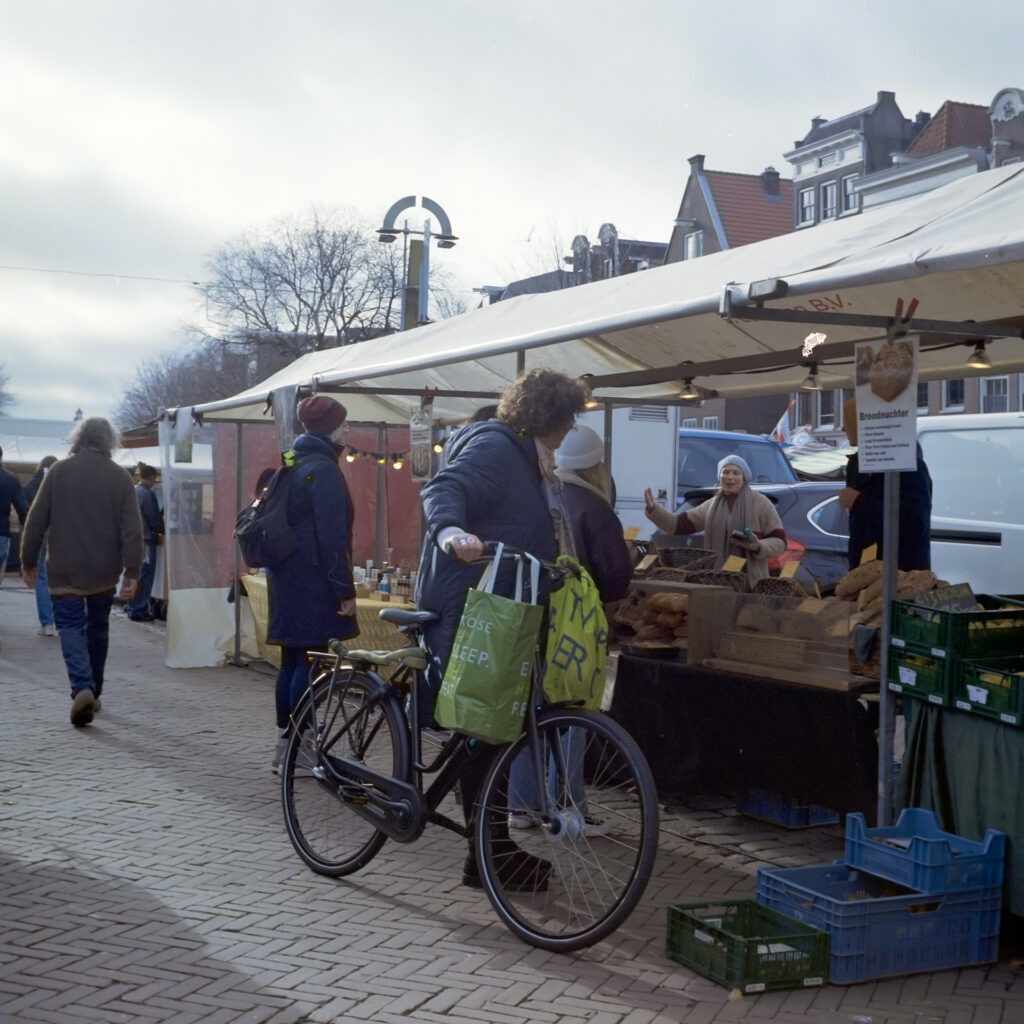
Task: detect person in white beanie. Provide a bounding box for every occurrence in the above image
[643,453,786,583]
[553,425,632,602]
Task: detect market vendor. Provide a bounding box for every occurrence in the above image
[643,454,786,582]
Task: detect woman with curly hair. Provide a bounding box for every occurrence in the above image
[414,367,589,891]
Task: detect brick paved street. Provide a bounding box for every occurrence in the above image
[2,581,1023,1022]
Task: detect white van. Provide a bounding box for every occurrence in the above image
[918,412,1024,596]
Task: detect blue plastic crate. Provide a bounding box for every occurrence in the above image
[845,808,1005,893]
[737,789,839,829]
[756,862,1000,985]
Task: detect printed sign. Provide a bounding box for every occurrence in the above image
[854,336,919,471]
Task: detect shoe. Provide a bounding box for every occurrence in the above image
[70,689,96,728]
[271,735,288,775]
[508,809,541,831]
[93,697,102,714]
[583,815,609,837]
[38,624,56,637]
[462,846,551,893]
[129,612,155,622]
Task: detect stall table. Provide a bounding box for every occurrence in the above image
[241,573,414,667]
[900,701,1024,918]
[609,654,879,823]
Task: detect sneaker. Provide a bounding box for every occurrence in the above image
[38,624,56,637]
[70,689,96,728]
[508,809,541,831]
[583,815,609,837]
[462,846,551,893]
[271,735,288,775]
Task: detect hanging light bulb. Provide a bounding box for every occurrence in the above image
[432,440,444,454]
[966,341,991,369]
[375,453,386,465]
[391,454,404,470]
[678,379,700,401]
[800,362,822,391]
[345,448,358,463]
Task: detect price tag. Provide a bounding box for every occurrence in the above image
[723,555,746,572]
[623,526,640,540]
[860,543,878,565]
[780,560,800,579]
[636,553,658,572]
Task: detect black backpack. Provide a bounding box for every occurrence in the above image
[234,452,309,569]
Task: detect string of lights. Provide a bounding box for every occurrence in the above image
[341,438,447,468]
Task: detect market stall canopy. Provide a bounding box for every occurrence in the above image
[184,164,1024,427]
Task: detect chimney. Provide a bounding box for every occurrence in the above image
[913,110,931,134]
[761,166,781,197]
[688,154,706,172]
[811,116,826,131]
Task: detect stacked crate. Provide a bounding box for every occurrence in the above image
[755,807,1005,984]
[887,593,1024,714]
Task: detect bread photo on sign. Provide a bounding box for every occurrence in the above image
[856,345,875,386]
[868,340,914,402]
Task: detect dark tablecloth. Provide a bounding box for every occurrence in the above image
[900,701,1024,917]
[609,655,879,823]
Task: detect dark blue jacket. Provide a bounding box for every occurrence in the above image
[415,421,557,674]
[846,445,932,570]
[268,432,356,647]
[558,479,633,601]
[0,465,28,538]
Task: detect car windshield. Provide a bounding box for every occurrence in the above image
[677,434,798,490]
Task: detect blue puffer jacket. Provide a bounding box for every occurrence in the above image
[415,421,557,675]
[268,432,356,647]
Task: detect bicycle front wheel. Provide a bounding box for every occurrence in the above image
[282,668,408,877]
[475,709,658,952]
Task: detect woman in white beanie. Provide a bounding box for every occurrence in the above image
[554,425,632,602]
[643,454,786,583]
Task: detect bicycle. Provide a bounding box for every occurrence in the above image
[279,547,659,952]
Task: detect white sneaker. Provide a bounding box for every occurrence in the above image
[271,735,288,774]
[508,809,541,830]
[38,624,56,637]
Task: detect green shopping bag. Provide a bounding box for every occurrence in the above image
[435,546,544,744]
[543,555,608,710]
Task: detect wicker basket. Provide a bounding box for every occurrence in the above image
[612,589,647,628]
[754,577,808,598]
[687,569,749,593]
[657,546,718,571]
[848,641,881,679]
[644,567,698,583]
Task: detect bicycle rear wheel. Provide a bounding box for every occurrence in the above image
[282,669,408,877]
[475,709,658,952]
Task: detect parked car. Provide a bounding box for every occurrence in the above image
[676,428,799,503]
[656,480,850,595]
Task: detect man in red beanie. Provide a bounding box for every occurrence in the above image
[268,395,357,771]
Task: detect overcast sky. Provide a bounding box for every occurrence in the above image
[2,0,1022,424]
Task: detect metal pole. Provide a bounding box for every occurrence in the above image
[418,218,431,325]
[231,421,245,666]
[876,471,901,825]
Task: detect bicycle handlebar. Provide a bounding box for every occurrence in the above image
[478,541,576,579]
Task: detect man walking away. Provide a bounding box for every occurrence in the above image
[20,418,144,727]
[0,445,29,584]
[125,463,164,621]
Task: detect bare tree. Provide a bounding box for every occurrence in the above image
[199,206,406,365]
[112,340,251,430]
[0,365,12,415]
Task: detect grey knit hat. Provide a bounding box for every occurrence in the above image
[717,454,752,482]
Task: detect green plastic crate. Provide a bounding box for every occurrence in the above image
[955,656,1024,726]
[890,594,1024,661]
[887,642,953,706]
[666,900,829,992]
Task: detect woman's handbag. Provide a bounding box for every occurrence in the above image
[543,555,608,710]
[435,546,544,744]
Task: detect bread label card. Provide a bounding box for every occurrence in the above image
[780,560,800,579]
[723,555,746,572]
[623,526,640,540]
[636,553,658,572]
[860,543,878,565]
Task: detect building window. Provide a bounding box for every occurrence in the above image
[798,188,815,225]
[917,381,929,413]
[942,379,965,412]
[796,391,815,430]
[680,417,698,429]
[981,376,1009,413]
[842,175,859,213]
[701,416,719,430]
[818,389,836,428]
[820,181,838,220]
[684,231,703,260]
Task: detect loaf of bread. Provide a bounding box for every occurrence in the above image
[835,560,883,599]
[645,592,689,614]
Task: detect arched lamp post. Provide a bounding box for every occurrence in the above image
[378,195,457,330]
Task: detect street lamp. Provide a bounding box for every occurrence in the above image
[378,195,458,330]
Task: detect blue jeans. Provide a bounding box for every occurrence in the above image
[35,541,54,627]
[126,539,156,617]
[276,646,315,729]
[508,726,586,812]
[53,591,115,698]
[0,535,10,578]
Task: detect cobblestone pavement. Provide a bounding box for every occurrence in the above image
[2,581,1023,1022]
